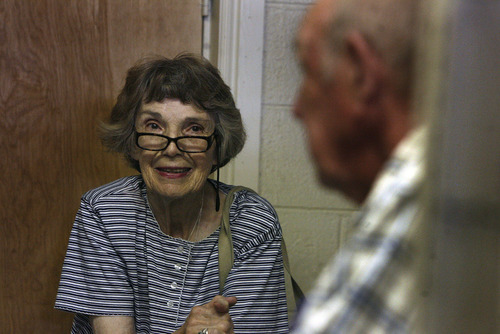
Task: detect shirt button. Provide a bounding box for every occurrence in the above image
[166,300,173,307]
[171,282,178,289]
[174,263,182,271]
[177,246,184,253]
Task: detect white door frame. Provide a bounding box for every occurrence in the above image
[213,0,265,191]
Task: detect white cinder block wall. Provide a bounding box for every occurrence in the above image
[260,0,358,293]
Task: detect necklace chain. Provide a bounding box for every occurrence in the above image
[187,188,204,241]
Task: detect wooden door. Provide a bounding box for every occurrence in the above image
[0,1,202,332]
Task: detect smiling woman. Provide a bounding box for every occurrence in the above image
[54,54,289,334]
[133,100,218,205]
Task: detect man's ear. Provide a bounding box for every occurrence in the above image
[344,31,385,103]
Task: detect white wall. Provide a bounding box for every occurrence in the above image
[216,0,358,294]
[260,0,358,293]
[419,0,500,331]
[217,1,499,330]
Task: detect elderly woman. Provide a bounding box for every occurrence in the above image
[55,54,288,333]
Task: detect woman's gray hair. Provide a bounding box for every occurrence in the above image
[99,53,246,172]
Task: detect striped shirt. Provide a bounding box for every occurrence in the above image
[55,176,288,333]
[292,127,427,333]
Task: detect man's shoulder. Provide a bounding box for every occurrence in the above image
[365,126,427,211]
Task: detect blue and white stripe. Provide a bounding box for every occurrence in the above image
[55,175,288,333]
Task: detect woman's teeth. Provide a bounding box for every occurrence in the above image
[159,168,190,173]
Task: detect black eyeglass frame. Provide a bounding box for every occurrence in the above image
[135,131,216,153]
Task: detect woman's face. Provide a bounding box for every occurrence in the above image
[133,99,216,201]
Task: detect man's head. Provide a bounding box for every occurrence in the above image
[294,0,420,203]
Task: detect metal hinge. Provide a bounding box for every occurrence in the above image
[202,0,212,18]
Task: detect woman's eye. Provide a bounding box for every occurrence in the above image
[146,123,161,131]
[188,124,204,133]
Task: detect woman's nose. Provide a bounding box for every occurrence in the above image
[161,139,182,156]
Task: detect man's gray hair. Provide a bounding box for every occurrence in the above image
[325,0,421,97]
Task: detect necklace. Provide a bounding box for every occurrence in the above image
[187,188,204,241]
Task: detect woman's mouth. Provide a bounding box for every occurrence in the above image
[156,167,191,178]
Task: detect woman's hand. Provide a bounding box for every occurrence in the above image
[174,295,238,334]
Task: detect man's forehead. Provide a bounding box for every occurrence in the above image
[306,0,337,30]
[296,0,337,57]
[294,26,313,62]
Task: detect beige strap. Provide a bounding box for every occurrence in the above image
[281,237,305,303]
[218,186,304,305]
[218,186,250,292]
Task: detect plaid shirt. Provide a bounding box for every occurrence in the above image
[292,127,427,334]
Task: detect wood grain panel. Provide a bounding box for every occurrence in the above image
[0,0,201,332]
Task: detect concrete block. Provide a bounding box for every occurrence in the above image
[260,105,357,210]
[277,207,353,293]
[262,4,307,105]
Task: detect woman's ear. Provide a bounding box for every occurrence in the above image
[213,137,220,166]
[344,31,386,103]
[130,145,140,161]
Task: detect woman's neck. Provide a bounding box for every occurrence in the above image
[147,181,225,241]
[147,184,206,240]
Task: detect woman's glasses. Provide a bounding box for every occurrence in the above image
[135,132,215,153]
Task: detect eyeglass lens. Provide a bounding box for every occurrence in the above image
[138,135,209,152]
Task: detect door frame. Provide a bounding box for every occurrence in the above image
[212,0,265,191]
